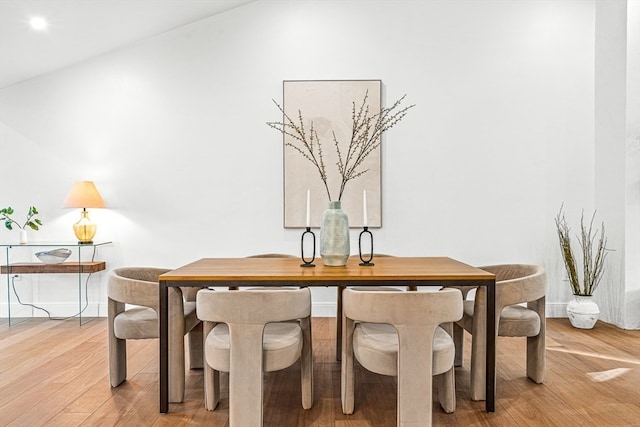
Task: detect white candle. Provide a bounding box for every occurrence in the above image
[306,189,310,228]
[363,189,368,227]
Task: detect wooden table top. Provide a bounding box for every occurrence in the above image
[1,261,106,274]
[159,256,495,284]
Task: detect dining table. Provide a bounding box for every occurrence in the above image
[158,256,496,414]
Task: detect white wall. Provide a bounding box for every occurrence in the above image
[624,0,640,329]
[0,0,637,326]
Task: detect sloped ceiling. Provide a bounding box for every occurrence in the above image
[0,0,254,89]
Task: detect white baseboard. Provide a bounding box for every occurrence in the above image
[546,303,568,318]
[312,302,337,317]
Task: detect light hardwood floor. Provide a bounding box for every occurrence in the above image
[1,317,639,426]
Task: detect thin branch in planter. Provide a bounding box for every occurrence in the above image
[555,207,581,295]
[578,211,608,295]
[555,205,611,296]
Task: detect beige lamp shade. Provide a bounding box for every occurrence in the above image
[64,181,105,243]
[63,181,105,208]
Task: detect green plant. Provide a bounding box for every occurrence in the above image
[554,205,610,296]
[267,91,414,201]
[1,206,43,231]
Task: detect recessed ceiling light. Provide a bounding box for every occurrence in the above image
[30,16,48,31]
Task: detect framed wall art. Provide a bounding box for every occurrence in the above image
[279,79,382,228]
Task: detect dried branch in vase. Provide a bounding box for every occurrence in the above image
[267,91,414,201]
[554,205,611,296]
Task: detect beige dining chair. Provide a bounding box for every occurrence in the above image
[196,287,313,426]
[246,253,297,258]
[336,254,406,359]
[341,288,463,427]
[107,267,203,403]
[453,264,546,401]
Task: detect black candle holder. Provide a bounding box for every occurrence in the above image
[300,227,316,267]
[358,226,374,266]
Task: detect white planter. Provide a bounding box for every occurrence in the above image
[19,229,28,244]
[566,295,599,329]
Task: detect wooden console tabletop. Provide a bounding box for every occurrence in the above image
[1,262,106,274]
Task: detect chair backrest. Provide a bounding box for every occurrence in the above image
[479,264,546,307]
[246,253,296,258]
[343,288,462,427]
[197,288,311,324]
[343,288,462,327]
[108,267,171,309]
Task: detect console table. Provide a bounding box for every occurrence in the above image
[1,241,111,325]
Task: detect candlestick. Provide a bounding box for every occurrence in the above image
[363,189,368,227]
[300,226,316,267]
[359,226,374,266]
[306,189,310,228]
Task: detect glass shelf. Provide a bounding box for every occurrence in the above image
[0,241,112,248]
[1,241,112,326]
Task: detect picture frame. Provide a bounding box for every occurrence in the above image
[282,79,382,228]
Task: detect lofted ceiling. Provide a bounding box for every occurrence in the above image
[0,0,254,89]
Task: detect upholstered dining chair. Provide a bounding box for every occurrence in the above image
[246,253,297,258]
[196,287,313,427]
[336,254,406,359]
[341,288,463,427]
[107,267,203,403]
[453,264,546,401]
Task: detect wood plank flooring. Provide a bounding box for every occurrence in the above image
[1,317,638,426]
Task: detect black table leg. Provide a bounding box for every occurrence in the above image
[160,280,169,413]
[486,278,496,412]
[336,286,344,361]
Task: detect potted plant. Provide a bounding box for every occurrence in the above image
[1,206,43,244]
[554,205,610,329]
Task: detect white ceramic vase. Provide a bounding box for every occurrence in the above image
[320,201,350,266]
[566,295,599,329]
[19,229,28,244]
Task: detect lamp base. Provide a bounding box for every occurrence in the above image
[73,209,97,244]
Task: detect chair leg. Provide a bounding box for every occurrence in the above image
[527,300,545,384]
[469,295,488,401]
[169,325,186,403]
[202,321,219,411]
[188,323,204,370]
[453,323,464,367]
[204,364,220,411]
[300,317,314,409]
[109,336,127,387]
[108,299,126,387]
[527,332,545,383]
[436,367,456,413]
[341,317,356,415]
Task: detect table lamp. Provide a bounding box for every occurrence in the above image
[63,181,105,244]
